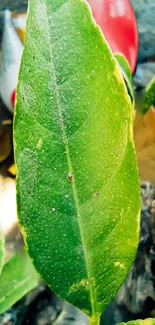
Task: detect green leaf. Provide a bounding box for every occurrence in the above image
[0,226,5,275]
[0,249,39,314]
[114,53,134,104]
[141,76,155,114]
[14,0,141,323]
[118,319,155,325]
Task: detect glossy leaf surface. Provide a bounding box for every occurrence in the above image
[14,0,141,323]
[0,249,39,314]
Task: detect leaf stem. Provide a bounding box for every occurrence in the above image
[90,315,100,325]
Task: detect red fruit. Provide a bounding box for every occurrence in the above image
[87,0,138,73]
[11,89,16,108]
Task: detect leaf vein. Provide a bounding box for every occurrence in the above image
[43,0,96,315]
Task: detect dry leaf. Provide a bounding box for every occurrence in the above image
[134,107,155,184]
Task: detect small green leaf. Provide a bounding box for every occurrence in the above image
[114,53,134,104]
[141,76,155,114]
[14,0,141,323]
[118,319,155,325]
[0,226,5,275]
[0,249,39,314]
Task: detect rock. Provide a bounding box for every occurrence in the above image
[134,62,155,89]
[130,0,155,62]
[1,0,28,12]
[0,309,17,325]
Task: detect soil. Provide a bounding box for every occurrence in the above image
[1,1,27,12]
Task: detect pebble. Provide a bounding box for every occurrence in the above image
[0,309,17,325]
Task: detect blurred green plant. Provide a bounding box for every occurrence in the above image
[140,76,155,115]
[0,248,39,314]
[118,319,155,325]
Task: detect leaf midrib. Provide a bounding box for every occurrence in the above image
[42,0,96,315]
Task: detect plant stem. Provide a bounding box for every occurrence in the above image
[89,315,100,325]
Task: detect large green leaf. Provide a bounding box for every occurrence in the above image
[0,226,5,275]
[14,0,141,324]
[118,319,155,325]
[0,249,39,314]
